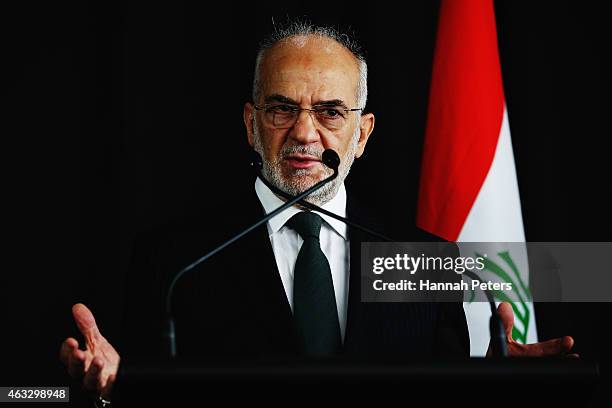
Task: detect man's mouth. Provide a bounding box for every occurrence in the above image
[283,154,321,169]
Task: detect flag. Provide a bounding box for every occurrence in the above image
[416,0,538,356]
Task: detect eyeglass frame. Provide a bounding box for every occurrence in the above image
[252,103,363,130]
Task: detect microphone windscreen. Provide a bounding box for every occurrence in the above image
[322,149,340,170]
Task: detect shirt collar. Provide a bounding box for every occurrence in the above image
[254,177,348,240]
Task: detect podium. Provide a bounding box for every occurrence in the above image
[114,357,601,407]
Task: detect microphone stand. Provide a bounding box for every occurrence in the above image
[163,150,507,359]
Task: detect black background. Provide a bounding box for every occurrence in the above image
[4,0,610,393]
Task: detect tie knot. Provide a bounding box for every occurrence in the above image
[286,212,323,240]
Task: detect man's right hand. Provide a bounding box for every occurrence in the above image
[59,303,120,400]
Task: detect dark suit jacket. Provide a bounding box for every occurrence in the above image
[120,183,469,359]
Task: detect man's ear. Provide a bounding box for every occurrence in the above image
[355,113,375,158]
[244,102,255,147]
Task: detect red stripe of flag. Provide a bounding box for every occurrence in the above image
[417,0,505,241]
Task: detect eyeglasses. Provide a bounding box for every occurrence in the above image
[253,104,362,131]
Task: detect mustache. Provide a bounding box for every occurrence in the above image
[279,144,324,160]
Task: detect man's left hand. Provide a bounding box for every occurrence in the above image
[487,302,579,358]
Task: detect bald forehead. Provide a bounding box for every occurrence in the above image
[258,35,361,104]
[264,35,359,73]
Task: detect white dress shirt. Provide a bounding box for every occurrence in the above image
[254,177,350,341]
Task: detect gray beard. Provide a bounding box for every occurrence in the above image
[252,122,360,206]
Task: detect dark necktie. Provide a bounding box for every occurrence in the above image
[286,211,341,356]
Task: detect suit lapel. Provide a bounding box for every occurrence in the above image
[231,189,297,352]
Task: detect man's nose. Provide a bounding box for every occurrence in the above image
[288,110,321,144]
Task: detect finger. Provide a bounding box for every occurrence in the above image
[100,373,116,400]
[72,303,103,347]
[82,357,104,392]
[59,338,79,366]
[497,302,514,340]
[561,336,575,352]
[521,336,574,357]
[67,349,87,379]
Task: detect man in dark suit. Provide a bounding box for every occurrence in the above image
[59,22,575,404]
[118,183,469,360]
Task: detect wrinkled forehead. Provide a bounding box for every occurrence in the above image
[258,36,361,105]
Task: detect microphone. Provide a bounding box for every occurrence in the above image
[163,149,340,357]
[462,270,508,357]
[252,151,395,242]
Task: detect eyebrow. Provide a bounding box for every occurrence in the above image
[313,99,349,109]
[264,94,298,105]
[263,94,349,109]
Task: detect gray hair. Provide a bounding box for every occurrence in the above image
[252,20,368,111]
